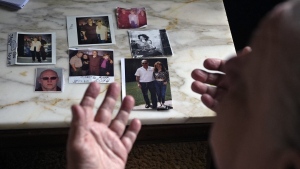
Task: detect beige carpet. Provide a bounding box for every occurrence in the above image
[0,141,209,169]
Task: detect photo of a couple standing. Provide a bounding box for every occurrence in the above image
[122,58,172,110]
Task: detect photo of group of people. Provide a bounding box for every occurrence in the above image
[66,15,116,83]
[6,8,173,93]
[128,29,173,58]
[69,49,114,84]
[116,7,147,29]
[35,68,63,92]
[14,32,56,65]
[77,16,111,45]
[121,58,172,110]
[66,15,116,47]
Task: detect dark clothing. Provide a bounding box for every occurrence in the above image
[40,39,47,60]
[135,49,162,58]
[88,55,100,76]
[31,47,41,62]
[82,23,98,44]
[153,70,169,104]
[99,58,113,76]
[154,81,167,104]
[35,86,61,91]
[81,58,90,70]
[81,58,90,76]
[140,81,157,108]
[71,67,82,76]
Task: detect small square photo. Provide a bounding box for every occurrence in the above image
[66,15,116,47]
[121,58,173,110]
[116,7,147,29]
[35,68,63,92]
[69,48,114,84]
[16,32,56,65]
[128,29,173,58]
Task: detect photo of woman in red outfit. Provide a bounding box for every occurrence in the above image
[116,7,147,29]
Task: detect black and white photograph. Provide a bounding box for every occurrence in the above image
[66,15,116,47]
[128,29,173,58]
[35,68,63,92]
[69,48,114,84]
[7,32,56,66]
[121,58,173,110]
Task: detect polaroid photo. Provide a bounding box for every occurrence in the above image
[7,32,56,66]
[69,48,114,84]
[116,7,147,29]
[128,29,173,58]
[121,58,173,110]
[66,15,116,47]
[35,68,63,92]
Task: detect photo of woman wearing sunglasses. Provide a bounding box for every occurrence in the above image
[35,68,63,92]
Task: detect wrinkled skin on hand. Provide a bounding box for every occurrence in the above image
[67,82,141,169]
[191,46,252,112]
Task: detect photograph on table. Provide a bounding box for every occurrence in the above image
[7,32,56,66]
[66,15,115,47]
[69,48,114,84]
[35,68,63,92]
[128,29,173,58]
[116,7,147,29]
[121,58,173,110]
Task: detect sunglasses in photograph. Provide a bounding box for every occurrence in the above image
[41,77,58,80]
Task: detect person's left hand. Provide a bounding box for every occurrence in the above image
[191,46,251,112]
[67,82,141,169]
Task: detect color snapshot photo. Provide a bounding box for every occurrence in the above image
[116,7,147,29]
[66,15,116,47]
[121,58,173,110]
[15,32,56,65]
[68,48,114,84]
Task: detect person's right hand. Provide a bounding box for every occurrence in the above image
[67,82,141,169]
[191,47,251,112]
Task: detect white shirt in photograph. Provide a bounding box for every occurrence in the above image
[135,66,154,82]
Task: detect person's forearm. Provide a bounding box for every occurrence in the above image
[136,77,141,87]
[71,64,76,71]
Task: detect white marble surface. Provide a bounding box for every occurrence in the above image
[0,0,235,129]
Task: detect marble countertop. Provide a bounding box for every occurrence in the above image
[0,0,235,129]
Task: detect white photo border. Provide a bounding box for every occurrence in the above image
[35,67,63,92]
[66,15,116,47]
[68,48,115,84]
[9,32,56,65]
